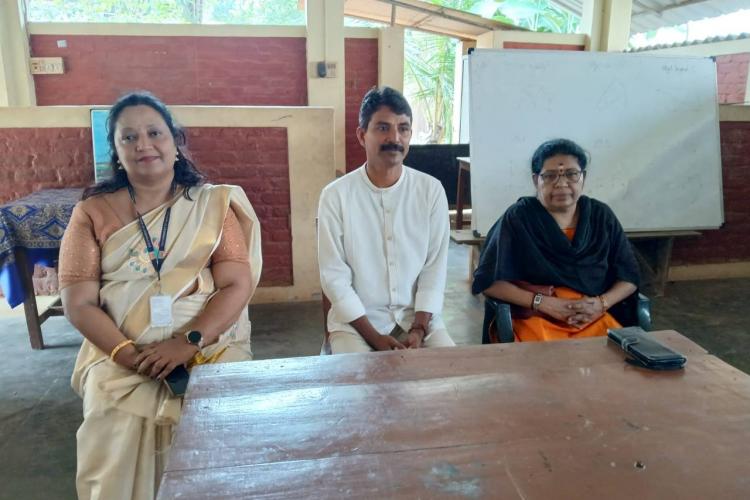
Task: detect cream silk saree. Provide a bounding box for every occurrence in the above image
[72,184,262,500]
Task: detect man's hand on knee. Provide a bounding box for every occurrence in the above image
[403,328,425,349]
[371,335,405,351]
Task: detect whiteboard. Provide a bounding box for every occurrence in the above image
[459,56,470,143]
[468,49,724,235]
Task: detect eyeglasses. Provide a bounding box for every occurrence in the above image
[538,169,583,185]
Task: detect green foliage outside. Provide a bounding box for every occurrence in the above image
[471,0,579,33]
[404,29,457,144]
[405,0,579,144]
[25,0,305,24]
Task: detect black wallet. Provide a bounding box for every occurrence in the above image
[607,327,686,371]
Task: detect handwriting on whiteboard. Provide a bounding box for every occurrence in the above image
[662,64,689,73]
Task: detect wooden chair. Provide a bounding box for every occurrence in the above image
[316,215,333,355]
[482,292,652,344]
[321,292,332,355]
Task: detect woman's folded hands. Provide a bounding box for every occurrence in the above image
[134,337,199,380]
[564,297,604,328]
[539,295,604,328]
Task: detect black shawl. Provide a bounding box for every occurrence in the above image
[472,196,640,297]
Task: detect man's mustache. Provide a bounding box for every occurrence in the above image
[380,143,404,152]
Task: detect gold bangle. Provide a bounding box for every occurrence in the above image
[598,295,610,311]
[110,339,135,361]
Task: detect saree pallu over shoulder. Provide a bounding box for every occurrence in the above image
[71,184,262,411]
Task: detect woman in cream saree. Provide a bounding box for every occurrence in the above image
[62,183,261,500]
[60,90,263,500]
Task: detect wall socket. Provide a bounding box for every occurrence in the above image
[315,61,337,78]
[30,57,65,75]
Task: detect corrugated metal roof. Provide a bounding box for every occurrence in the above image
[341,0,746,41]
[630,0,750,33]
[551,0,750,34]
[627,31,750,51]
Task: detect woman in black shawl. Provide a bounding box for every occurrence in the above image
[472,139,640,342]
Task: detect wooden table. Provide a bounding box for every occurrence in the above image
[627,230,700,296]
[159,331,750,499]
[0,188,81,349]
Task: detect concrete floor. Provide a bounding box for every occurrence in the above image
[1,242,748,499]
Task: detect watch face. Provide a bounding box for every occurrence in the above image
[187,330,202,345]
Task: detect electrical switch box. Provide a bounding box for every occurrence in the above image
[30,57,65,75]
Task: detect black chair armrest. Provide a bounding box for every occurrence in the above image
[483,297,515,344]
[637,292,652,331]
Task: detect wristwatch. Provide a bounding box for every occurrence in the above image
[531,293,543,311]
[185,330,204,350]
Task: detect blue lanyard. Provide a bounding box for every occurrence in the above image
[128,185,171,281]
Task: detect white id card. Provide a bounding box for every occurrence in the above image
[150,294,173,327]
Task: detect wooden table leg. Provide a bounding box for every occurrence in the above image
[455,165,465,229]
[630,237,674,297]
[652,237,674,297]
[14,248,44,349]
[469,245,480,281]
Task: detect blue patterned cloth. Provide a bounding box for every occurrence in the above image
[0,188,83,307]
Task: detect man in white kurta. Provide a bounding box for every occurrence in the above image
[317,86,455,353]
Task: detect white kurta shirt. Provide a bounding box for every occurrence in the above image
[318,164,450,335]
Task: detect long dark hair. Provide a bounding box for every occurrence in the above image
[82,91,206,200]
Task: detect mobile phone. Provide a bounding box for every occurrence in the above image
[163,364,190,397]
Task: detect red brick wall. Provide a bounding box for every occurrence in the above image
[503,42,585,51]
[344,38,378,172]
[0,126,292,286]
[716,53,749,105]
[0,128,93,202]
[30,35,308,106]
[188,127,292,285]
[672,121,750,265]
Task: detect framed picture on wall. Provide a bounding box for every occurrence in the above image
[90,109,111,183]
